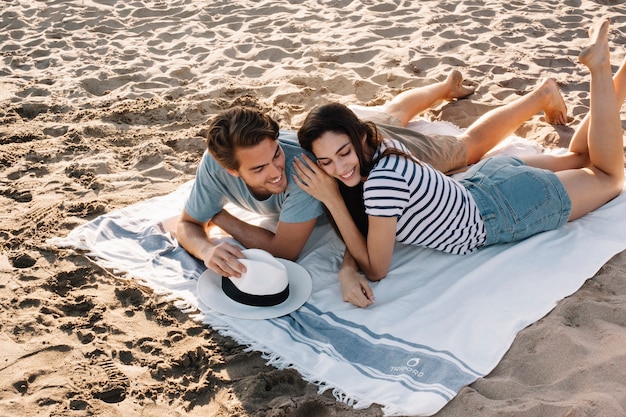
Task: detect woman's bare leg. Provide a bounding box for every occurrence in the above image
[524,56,626,172]
[460,78,568,164]
[568,55,626,156]
[384,70,475,126]
[557,18,624,220]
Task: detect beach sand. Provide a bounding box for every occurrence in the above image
[2,1,626,416]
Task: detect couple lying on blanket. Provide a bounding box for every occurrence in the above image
[177,18,625,309]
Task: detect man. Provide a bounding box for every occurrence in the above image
[176,107,321,279]
[177,70,567,282]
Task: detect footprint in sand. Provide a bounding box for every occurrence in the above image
[70,353,130,404]
[9,252,37,268]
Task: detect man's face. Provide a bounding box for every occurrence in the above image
[229,137,287,199]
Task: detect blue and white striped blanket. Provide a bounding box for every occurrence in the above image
[49,175,626,416]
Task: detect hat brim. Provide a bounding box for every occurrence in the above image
[197,259,312,320]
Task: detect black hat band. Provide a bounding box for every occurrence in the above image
[221,276,289,307]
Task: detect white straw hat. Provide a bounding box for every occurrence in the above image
[197,249,312,319]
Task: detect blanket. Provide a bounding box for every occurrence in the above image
[49,125,626,416]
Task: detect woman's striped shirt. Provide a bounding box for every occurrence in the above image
[363,139,486,254]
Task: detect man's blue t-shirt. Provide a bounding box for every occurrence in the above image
[184,130,323,224]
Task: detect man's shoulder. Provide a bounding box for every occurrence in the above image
[196,151,238,185]
[278,135,307,162]
[198,150,229,172]
[198,150,218,167]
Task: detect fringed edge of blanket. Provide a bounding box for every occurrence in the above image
[187,310,377,413]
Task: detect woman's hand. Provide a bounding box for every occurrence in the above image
[339,267,375,308]
[292,154,341,205]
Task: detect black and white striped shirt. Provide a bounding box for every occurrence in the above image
[364,140,486,254]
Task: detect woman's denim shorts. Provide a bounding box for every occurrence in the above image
[458,156,572,246]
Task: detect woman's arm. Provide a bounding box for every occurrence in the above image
[323,195,396,279]
[339,249,375,307]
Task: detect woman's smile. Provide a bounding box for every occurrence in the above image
[339,167,356,181]
[312,131,362,186]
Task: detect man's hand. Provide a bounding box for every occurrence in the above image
[177,210,247,277]
[202,241,246,278]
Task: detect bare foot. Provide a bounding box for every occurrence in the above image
[539,78,568,125]
[446,69,475,100]
[579,18,611,70]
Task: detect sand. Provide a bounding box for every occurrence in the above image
[2,0,626,416]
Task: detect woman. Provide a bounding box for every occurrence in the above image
[293,18,625,306]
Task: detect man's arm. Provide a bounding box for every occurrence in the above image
[212,209,317,261]
[176,209,246,278]
[176,208,317,278]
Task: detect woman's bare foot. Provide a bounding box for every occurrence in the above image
[579,18,611,71]
[445,69,475,100]
[538,78,568,125]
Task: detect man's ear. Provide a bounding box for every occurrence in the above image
[226,169,240,177]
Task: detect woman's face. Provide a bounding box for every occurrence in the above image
[311,131,362,187]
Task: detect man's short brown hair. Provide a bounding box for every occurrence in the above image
[206,106,280,170]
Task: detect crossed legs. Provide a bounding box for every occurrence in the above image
[555,18,625,220]
[568,56,626,158]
